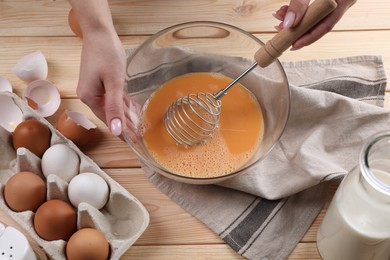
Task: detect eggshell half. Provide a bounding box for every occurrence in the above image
[13,51,48,82]
[56,110,97,148]
[0,94,23,132]
[0,76,12,93]
[23,79,61,117]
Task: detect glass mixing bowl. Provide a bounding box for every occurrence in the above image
[123,21,290,184]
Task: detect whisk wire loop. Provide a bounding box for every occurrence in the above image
[165,63,258,146]
[164,92,221,146]
[165,102,194,146]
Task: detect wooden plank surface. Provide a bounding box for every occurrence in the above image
[0,0,389,36]
[0,0,389,259]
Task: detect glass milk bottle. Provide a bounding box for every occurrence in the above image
[317,132,390,260]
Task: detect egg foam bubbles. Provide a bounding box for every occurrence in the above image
[140,72,264,178]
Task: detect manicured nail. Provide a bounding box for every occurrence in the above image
[110,118,122,136]
[290,46,301,51]
[272,12,283,21]
[283,12,296,28]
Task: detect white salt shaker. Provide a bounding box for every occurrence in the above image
[317,131,390,260]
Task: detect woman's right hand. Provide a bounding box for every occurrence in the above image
[273,0,357,50]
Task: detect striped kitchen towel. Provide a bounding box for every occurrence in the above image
[126,51,388,259]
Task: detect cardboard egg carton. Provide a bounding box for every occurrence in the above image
[0,92,149,259]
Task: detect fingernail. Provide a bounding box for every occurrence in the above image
[290,46,301,51]
[110,118,122,136]
[283,12,296,28]
[274,26,282,32]
[272,12,283,21]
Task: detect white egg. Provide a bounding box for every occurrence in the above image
[13,50,48,82]
[41,144,80,182]
[68,172,109,210]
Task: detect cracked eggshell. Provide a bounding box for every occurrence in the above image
[56,110,97,148]
[0,94,23,132]
[13,51,48,82]
[0,76,12,93]
[23,79,61,117]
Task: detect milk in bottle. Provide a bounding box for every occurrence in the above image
[317,132,390,260]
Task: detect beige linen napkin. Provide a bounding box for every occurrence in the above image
[126,50,388,259]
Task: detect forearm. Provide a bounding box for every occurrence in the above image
[68,0,116,36]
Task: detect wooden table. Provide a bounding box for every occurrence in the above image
[0,0,389,259]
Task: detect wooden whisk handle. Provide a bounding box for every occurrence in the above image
[254,0,337,68]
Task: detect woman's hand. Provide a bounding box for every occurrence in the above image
[69,0,128,137]
[76,29,127,137]
[273,0,357,49]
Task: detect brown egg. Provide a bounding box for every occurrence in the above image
[66,228,110,260]
[12,119,51,158]
[34,199,77,241]
[56,110,96,148]
[68,8,82,38]
[3,171,46,212]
